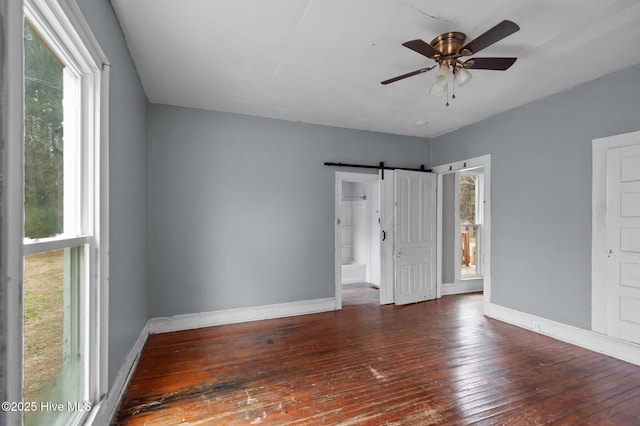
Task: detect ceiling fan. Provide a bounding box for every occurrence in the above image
[381,20,520,94]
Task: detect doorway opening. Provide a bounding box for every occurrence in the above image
[433,155,492,314]
[440,169,484,295]
[334,168,438,308]
[334,172,380,308]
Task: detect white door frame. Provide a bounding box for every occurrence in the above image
[592,130,640,334]
[431,155,492,315]
[334,171,380,309]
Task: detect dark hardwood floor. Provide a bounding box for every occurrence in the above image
[341,282,380,306]
[114,288,640,425]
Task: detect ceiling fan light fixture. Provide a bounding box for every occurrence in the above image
[433,64,452,89]
[434,74,449,88]
[436,63,452,78]
[454,67,472,86]
[430,81,447,94]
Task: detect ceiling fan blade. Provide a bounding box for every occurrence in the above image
[402,39,441,59]
[464,57,517,70]
[381,67,435,85]
[461,20,520,55]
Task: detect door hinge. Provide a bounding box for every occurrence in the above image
[337,218,341,225]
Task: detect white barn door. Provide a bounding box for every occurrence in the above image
[379,170,396,304]
[394,170,437,305]
[606,142,640,344]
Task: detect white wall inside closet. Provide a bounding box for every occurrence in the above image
[341,181,380,284]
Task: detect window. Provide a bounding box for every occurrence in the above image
[459,172,482,278]
[22,0,108,424]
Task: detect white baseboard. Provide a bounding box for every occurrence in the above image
[92,321,149,426]
[441,279,483,296]
[488,302,640,366]
[148,298,336,334]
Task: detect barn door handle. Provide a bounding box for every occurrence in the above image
[382,230,386,241]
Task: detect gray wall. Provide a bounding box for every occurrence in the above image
[77,0,149,387]
[148,104,429,317]
[441,173,455,284]
[430,64,640,330]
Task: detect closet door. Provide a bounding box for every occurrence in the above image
[606,140,640,344]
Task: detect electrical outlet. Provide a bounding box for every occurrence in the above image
[532,321,541,332]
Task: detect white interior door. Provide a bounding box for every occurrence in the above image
[394,170,437,305]
[606,142,640,344]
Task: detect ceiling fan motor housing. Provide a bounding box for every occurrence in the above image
[430,32,466,57]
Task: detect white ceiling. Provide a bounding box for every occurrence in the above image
[111,0,640,138]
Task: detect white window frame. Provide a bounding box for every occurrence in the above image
[5,0,27,425]
[455,171,483,280]
[20,0,109,424]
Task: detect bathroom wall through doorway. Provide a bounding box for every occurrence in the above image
[334,172,381,309]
